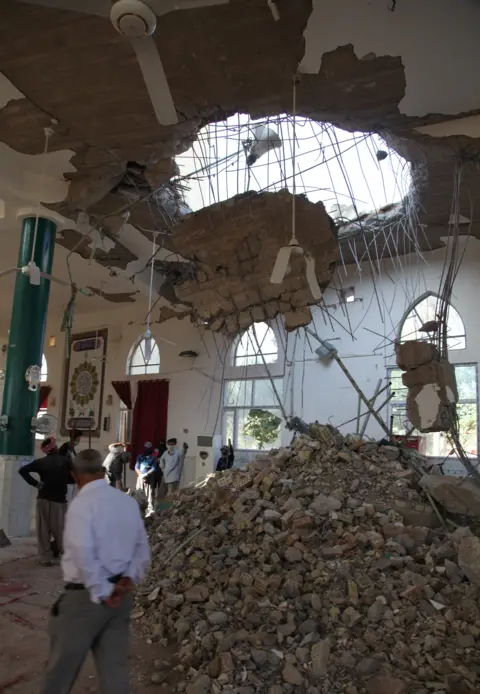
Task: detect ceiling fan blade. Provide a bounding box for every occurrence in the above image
[38,271,70,287]
[130,37,178,126]
[270,245,292,284]
[0,268,19,280]
[304,254,323,301]
[147,0,228,16]
[17,0,111,16]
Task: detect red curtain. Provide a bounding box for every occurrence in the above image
[38,385,52,411]
[129,380,169,467]
[112,380,132,409]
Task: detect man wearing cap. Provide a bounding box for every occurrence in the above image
[18,436,74,566]
[135,441,157,516]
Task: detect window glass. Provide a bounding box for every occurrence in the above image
[400,295,466,351]
[127,337,160,375]
[234,322,278,366]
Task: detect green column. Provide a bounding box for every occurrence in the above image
[0,216,56,456]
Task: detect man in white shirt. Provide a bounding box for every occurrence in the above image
[41,449,150,694]
[159,438,187,495]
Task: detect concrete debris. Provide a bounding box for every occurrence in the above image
[171,190,338,336]
[137,427,480,693]
[395,341,440,370]
[421,475,480,518]
[458,535,480,586]
[396,340,458,433]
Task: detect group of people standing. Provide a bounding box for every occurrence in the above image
[15,430,236,693]
[135,438,187,516]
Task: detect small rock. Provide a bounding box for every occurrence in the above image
[186,675,211,694]
[357,658,381,676]
[284,546,303,563]
[367,599,386,623]
[151,671,169,684]
[309,494,342,515]
[311,638,330,678]
[366,676,407,694]
[185,585,209,602]
[251,648,267,666]
[148,586,160,601]
[207,611,228,625]
[165,593,184,608]
[282,662,304,685]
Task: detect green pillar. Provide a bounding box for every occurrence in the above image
[0,216,56,456]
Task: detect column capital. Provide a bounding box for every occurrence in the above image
[16,207,66,229]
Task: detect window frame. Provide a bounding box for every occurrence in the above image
[233,322,279,367]
[127,335,161,376]
[387,362,479,461]
[398,292,466,351]
[222,376,283,452]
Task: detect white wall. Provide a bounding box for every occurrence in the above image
[286,237,480,448]
[35,236,480,469]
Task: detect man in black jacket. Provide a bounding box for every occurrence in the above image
[18,436,74,566]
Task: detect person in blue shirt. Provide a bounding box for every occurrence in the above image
[135,441,157,517]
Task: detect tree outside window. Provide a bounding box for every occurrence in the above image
[223,378,283,451]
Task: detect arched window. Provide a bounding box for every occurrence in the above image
[234,322,278,366]
[127,335,160,375]
[399,293,466,351]
[41,354,48,382]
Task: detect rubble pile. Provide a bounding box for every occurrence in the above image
[137,427,480,694]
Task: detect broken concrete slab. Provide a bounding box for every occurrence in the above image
[406,384,456,433]
[171,190,338,334]
[402,360,458,400]
[458,535,480,586]
[420,474,480,517]
[395,341,440,370]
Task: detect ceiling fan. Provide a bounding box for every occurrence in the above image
[18,0,230,126]
[0,262,69,287]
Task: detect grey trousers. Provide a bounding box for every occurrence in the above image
[41,589,132,694]
[36,499,67,562]
[137,478,155,514]
[167,481,179,495]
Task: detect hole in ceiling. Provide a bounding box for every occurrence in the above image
[174,113,412,222]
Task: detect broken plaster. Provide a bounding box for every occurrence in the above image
[0,72,24,110]
[299,0,480,118]
[415,383,442,430]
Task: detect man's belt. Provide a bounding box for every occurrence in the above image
[65,574,123,591]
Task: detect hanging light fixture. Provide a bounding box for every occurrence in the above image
[270,77,323,302]
[142,232,158,362]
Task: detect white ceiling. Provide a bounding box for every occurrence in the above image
[300,0,480,117]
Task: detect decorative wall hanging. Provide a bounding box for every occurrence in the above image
[61,329,108,437]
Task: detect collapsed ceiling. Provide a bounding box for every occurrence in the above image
[0,0,480,331]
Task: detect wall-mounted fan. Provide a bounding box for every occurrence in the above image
[31,412,57,436]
